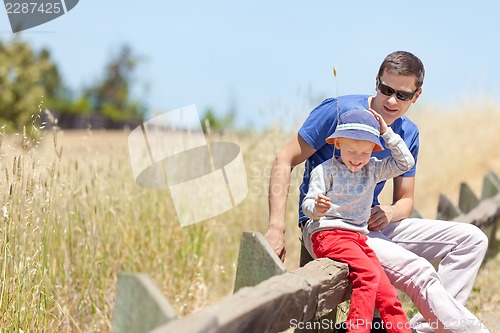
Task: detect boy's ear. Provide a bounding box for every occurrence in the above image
[334,139,341,149]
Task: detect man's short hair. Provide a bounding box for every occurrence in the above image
[378,51,425,89]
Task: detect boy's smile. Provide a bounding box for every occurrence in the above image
[335,138,376,172]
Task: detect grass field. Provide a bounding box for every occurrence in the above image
[1,104,500,332]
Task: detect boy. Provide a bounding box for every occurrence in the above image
[302,109,413,333]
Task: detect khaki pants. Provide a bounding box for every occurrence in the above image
[366,218,489,333]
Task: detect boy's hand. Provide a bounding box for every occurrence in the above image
[315,194,331,213]
[368,108,388,134]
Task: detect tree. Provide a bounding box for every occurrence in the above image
[0,39,63,131]
[83,45,146,121]
[201,107,236,134]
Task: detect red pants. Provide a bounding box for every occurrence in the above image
[312,230,411,333]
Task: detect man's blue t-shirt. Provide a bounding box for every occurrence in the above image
[297,95,420,225]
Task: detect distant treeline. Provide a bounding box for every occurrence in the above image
[0,39,145,132]
[41,111,142,131]
[0,39,242,133]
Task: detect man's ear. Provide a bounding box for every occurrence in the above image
[412,88,423,104]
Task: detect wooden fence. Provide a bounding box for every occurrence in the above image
[111,171,500,333]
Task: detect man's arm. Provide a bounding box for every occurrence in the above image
[265,134,316,261]
[368,175,415,231]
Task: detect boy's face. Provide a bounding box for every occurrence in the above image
[371,72,422,125]
[335,138,375,172]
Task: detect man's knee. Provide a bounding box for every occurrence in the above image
[461,223,489,254]
[396,257,439,298]
[471,224,488,246]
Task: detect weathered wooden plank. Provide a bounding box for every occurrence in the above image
[482,171,500,199]
[112,273,177,333]
[454,193,500,229]
[297,239,344,333]
[234,231,286,292]
[437,193,461,221]
[152,258,349,333]
[147,312,218,333]
[292,259,350,321]
[295,310,339,333]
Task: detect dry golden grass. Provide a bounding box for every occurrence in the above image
[378,104,500,219]
[1,103,500,332]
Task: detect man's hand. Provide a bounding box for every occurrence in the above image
[368,205,393,231]
[266,134,316,263]
[264,227,286,262]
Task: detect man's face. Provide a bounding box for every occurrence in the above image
[371,72,422,125]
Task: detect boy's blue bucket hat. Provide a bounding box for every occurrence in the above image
[326,109,383,152]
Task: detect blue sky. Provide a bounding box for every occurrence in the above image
[1,1,500,129]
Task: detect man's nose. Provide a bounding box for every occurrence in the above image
[388,94,398,104]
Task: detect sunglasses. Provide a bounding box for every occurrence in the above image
[377,79,419,101]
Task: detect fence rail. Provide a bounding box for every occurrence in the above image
[111,170,500,333]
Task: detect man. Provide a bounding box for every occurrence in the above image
[264,51,489,332]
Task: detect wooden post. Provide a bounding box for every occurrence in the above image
[234,231,286,292]
[112,273,177,333]
[458,182,480,214]
[482,171,500,199]
[437,193,461,220]
[411,209,423,218]
[479,173,500,251]
[485,220,498,252]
